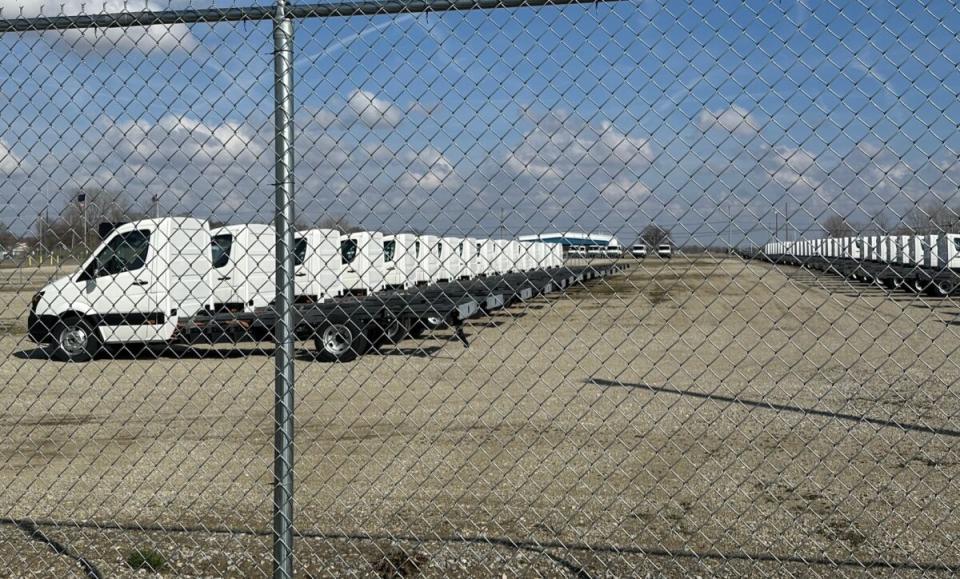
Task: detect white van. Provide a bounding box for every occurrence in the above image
[631,244,647,258]
[210,224,276,312]
[491,240,515,274]
[923,234,940,269]
[383,233,420,290]
[340,231,387,295]
[937,234,960,269]
[439,237,466,282]
[29,217,214,361]
[417,235,442,283]
[474,239,496,277]
[657,244,672,258]
[295,228,342,302]
[550,243,564,268]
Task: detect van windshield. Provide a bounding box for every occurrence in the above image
[92,229,150,277]
[294,238,307,266]
[211,234,232,268]
[384,240,395,262]
[341,239,358,264]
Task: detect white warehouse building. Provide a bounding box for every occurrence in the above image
[518,232,621,255]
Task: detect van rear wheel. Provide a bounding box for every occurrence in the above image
[314,322,369,363]
[53,317,99,363]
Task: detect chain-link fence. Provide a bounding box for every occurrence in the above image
[1,0,959,576]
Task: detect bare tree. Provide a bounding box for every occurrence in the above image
[37,188,145,253]
[0,222,17,249]
[868,207,894,235]
[821,215,854,238]
[904,200,960,234]
[315,214,362,234]
[640,224,670,248]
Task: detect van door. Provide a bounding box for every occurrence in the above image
[210,232,238,311]
[294,236,311,298]
[79,228,163,343]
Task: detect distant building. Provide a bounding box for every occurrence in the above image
[519,232,621,255]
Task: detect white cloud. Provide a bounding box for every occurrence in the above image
[502,110,654,205]
[0,140,26,175]
[1,0,198,54]
[696,105,762,138]
[346,89,403,129]
[397,147,457,192]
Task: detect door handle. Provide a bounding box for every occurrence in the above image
[295,272,306,277]
[218,276,231,281]
[132,280,148,286]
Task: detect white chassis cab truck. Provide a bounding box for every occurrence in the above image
[210,223,276,312]
[28,217,214,362]
[340,231,387,296]
[295,228,343,302]
[474,239,496,277]
[383,233,420,290]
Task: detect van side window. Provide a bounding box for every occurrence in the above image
[954,238,960,253]
[294,238,307,266]
[415,240,420,258]
[92,229,150,277]
[211,234,232,268]
[437,242,443,256]
[457,242,464,256]
[476,242,481,254]
[384,240,395,262]
[341,239,358,264]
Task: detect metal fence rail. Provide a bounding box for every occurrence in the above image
[0,1,959,576]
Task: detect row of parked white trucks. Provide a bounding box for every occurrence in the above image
[762,233,960,296]
[29,218,578,362]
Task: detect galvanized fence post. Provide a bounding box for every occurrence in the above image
[272,0,296,577]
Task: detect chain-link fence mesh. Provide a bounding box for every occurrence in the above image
[1,0,959,576]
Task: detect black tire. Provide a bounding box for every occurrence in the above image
[927,280,951,297]
[408,322,427,339]
[906,278,925,294]
[378,316,412,345]
[52,317,100,363]
[313,322,369,363]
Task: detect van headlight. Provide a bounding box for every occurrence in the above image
[31,291,44,311]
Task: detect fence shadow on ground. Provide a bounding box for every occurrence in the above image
[587,378,960,439]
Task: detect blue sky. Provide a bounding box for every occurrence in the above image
[0,0,958,246]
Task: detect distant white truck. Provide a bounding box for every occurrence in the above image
[382,233,421,290]
[474,239,496,277]
[340,231,387,296]
[657,244,672,258]
[439,237,466,282]
[295,228,343,302]
[631,244,647,258]
[29,217,214,362]
[210,223,275,312]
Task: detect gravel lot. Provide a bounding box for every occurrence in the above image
[0,256,958,576]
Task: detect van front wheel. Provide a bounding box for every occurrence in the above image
[53,318,100,363]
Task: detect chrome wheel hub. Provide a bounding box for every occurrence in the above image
[59,327,88,356]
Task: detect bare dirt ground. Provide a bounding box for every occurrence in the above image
[0,256,958,577]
